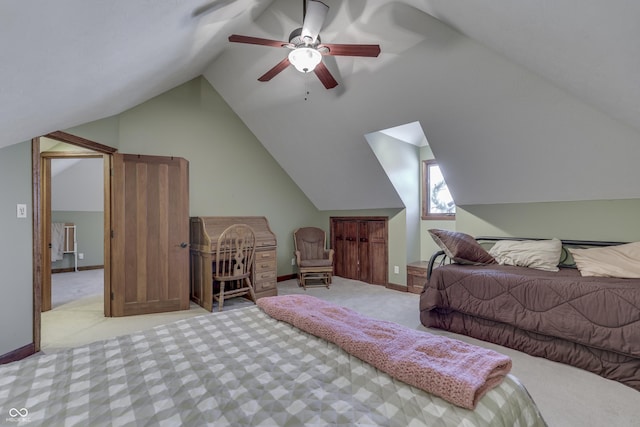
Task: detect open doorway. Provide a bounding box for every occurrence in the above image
[33,131,190,354]
[49,156,104,309]
[40,146,107,349]
[32,132,115,352]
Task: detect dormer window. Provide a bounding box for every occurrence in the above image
[422,160,455,220]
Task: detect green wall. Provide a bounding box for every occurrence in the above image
[457,200,640,242]
[0,141,33,355]
[70,77,324,276]
[51,211,104,269]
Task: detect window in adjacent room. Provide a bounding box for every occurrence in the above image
[422,160,455,220]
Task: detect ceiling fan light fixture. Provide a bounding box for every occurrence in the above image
[288,47,322,73]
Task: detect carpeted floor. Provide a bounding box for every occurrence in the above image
[43,270,639,427]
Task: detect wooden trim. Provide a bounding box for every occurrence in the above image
[386,282,408,292]
[45,131,117,154]
[0,343,36,365]
[41,157,52,312]
[41,151,104,159]
[103,155,112,317]
[277,274,297,282]
[32,139,42,353]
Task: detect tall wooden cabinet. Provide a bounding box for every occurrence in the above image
[330,217,388,286]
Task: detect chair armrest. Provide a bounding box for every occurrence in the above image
[325,248,334,262]
[294,250,302,265]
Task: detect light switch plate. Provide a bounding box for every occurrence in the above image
[17,204,27,218]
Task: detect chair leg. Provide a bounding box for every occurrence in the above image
[297,272,303,288]
[246,277,257,302]
[218,281,225,312]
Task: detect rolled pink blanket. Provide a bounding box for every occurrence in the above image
[257,294,512,409]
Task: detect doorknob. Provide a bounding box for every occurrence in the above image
[179,242,188,248]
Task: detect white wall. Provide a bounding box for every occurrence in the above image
[51,158,103,211]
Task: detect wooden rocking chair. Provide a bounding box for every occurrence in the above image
[293,227,334,289]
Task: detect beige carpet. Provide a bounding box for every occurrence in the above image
[43,271,640,427]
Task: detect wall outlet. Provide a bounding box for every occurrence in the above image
[291,257,296,265]
[78,253,84,260]
[393,265,399,274]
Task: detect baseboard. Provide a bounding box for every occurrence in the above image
[52,265,104,274]
[0,343,35,365]
[277,274,296,282]
[386,282,409,293]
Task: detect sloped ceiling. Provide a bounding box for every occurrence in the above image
[3,0,640,209]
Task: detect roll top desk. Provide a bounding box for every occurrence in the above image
[190,216,278,311]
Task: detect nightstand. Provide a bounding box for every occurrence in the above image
[407,261,429,294]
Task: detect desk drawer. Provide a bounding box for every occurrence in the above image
[255,270,276,282]
[256,249,276,261]
[255,278,277,293]
[255,258,276,272]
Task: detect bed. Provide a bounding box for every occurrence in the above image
[0,296,546,426]
[420,230,640,391]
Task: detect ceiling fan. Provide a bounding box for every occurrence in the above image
[228,0,381,89]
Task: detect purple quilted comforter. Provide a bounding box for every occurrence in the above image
[420,264,640,389]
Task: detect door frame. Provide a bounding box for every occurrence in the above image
[32,131,117,352]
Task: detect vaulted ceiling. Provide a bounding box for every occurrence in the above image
[3,0,640,209]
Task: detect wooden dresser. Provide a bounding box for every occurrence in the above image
[189,216,278,311]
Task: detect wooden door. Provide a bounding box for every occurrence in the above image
[368,220,388,286]
[110,154,190,316]
[331,217,388,285]
[333,220,345,277]
[358,221,371,283]
[342,220,360,280]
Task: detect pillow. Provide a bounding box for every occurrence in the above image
[568,242,640,278]
[488,238,562,271]
[428,229,496,265]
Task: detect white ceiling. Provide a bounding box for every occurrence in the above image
[3,0,640,209]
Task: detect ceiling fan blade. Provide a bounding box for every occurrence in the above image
[229,34,290,48]
[258,57,291,82]
[319,43,381,57]
[314,61,338,89]
[301,0,329,44]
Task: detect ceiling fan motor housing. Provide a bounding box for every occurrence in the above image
[289,27,320,47]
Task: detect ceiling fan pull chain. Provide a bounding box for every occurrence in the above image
[304,76,310,101]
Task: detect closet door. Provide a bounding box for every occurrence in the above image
[358,221,371,283]
[368,220,388,286]
[333,219,345,277]
[331,217,388,285]
[342,220,360,280]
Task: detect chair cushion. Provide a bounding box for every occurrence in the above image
[295,227,328,260]
[300,259,333,267]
